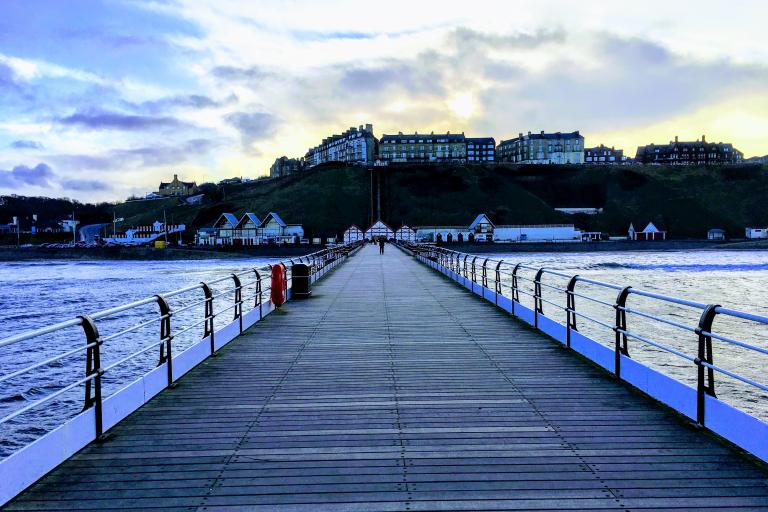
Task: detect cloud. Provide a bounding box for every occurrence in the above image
[449,27,566,49]
[0,163,56,188]
[60,178,111,191]
[58,108,184,130]
[212,65,268,82]
[224,111,276,149]
[10,140,44,149]
[135,93,237,113]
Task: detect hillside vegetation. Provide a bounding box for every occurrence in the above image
[6,162,768,241]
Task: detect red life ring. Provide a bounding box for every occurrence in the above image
[271,263,287,307]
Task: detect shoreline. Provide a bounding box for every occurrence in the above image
[0,245,320,262]
[431,239,767,253]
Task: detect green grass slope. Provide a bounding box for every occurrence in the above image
[111,163,768,239]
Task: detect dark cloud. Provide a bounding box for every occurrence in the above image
[0,163,56,188]
[58,108,184,130]
[224,112,276,149]
[60,178,111,191]
[135,93,237,114]
[449,27,566,49]
[50,139,221,171]
[10,140,44,150]
[212,65,268,82]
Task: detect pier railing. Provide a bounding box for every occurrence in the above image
[0,242,361,505]
[402,242,768,463]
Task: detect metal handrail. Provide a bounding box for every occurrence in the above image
[402,241,768,428]
[0,241,360,450]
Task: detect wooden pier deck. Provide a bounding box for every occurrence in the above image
[8,244,768,511]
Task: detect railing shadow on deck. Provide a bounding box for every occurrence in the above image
[399,241,768,465]
[0,242,362,506]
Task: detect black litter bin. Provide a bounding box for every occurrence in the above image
[291,263,311,299]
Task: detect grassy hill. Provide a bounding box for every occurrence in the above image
[43,161,768,241]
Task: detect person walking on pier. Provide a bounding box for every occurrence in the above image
[378,237,385,254]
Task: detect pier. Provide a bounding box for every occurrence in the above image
[3,244,768,510]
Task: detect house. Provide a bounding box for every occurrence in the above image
[269,156,302,178]
[395,225,417,242]
[234,213,262,246]
[259,212,304,243]
[208,213,239,245]
[465,137,496,162]
[305,124,377,167]
[496,131,584,164]
[585,144,626,164]
[365,220,394,240]
[159,174,198,197]
[707,228,726,241]
[469,213,494,242]
[628,222,667,241]
[745,227,768,239]
[635,136,743,165]
[343,225,364,243]
[379,132,466,163]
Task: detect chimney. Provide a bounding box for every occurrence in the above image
[675,136,678,143]
[365,123,373,132]
[447,130,450,134]
[519,132,523,138]
[173,174,178,180]
[528,131,532,136]
[540,130,545,135]
[702,134,706,143]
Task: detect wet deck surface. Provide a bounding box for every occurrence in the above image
[8,244,768,510]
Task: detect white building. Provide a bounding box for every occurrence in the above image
[208,213,239,245]
[343,225,364,243]
[234,213,262,245]
[365,220,394,240]
[305,124,376,167]
[492,224,581,242]
[395,225,417,242]
[415,226,471,243]
[260,212,304,243]
[746,227,768,239]
[628,222,667,241]
[469,214,495,242]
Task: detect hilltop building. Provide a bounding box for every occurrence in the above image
[635,136,743,165]
[304,124,377,168]
[269,156,302,178]
[379,132,467,163]
[465,137,496,162]
[158,174,198,197]
[584,145,626,164]
[496,131,584,164]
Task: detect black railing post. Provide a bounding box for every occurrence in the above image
[613,286,632,379]
[495,260,504,306]
[80,314,104,439]
[201,282,215,354]
[232,273,243,334]
[533,269,544,328]
[511,263,521,317]
[156,294,174,387]
[463,255,469,279]
[253,270,262,319]
[565,275,579,349]
[482,258,489,288]
[471,256,478,284]
[695,304,719,426]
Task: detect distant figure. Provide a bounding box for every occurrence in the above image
[378,238,385,254]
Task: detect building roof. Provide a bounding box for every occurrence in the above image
[213,213,239,228]
[366,220,393,231]
[465,137,495,144]
[159,180,196,189]
[344,224,363,232]
[260,212,286,228]
[235,213,262,229]
[381,133,465,143]
[469,213,494,230]
[708,228,725,233]
[500,131,582,145]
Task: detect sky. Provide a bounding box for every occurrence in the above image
[1,0,768,202]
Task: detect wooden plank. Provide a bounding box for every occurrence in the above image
[5,244,768,511]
